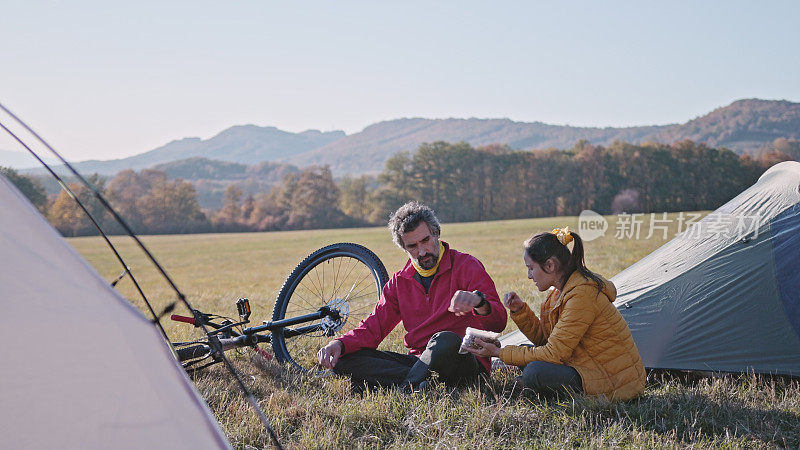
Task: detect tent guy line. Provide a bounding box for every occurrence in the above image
[0,117,167,339]
[0,109,167,338]
[0,102,284,449]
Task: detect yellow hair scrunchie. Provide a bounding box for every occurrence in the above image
[551,226,573,246]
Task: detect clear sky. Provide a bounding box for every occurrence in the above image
[1,0,798,161]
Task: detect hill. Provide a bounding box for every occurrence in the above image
[35,125,344,176]
[0,149,60,169]
[654,99,800,153]
[288,99,800,174]
[31,157,302,209]
[152,157,300,209]
[23,98,800,177]
[285,118,668,174]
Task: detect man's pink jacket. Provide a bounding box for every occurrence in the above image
[337,242,507,371]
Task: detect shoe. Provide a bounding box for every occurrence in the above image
[399,379,433,395]
[507,376,526,398]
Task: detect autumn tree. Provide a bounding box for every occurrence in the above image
[139,175,207,233]
[212,184,247,231]
[374,151,415,221]
[0,166,48,213]
[757,138,800,161]
[221,185,243,220]
[287,166,345,229]
[362,139,777,225]
[339,175,377,223]
[105,169,153,231]
[241,194,255,223]
[47,175,107,236]
[105,169,206,234]
[250,165,353,231]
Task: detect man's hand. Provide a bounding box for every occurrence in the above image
[503,292,525,313]
[464,337,501,358]
[317,339,344,369]
[448,290,481,316]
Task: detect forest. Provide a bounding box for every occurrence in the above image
[3,139,795,237]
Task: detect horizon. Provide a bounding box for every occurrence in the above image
[2,1,799,161]
[3,97,792,166]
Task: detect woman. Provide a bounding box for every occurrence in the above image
[466,227,646,400]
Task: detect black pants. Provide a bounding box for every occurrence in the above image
[333,331,484,390]
[520,361,583,396]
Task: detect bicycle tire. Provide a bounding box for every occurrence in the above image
[271,243,389,372]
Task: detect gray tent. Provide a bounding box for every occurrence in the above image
[0,174,231,448]
[613,161,800,375]
[499,161,800,376]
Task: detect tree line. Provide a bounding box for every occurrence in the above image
[345,140,779,224]
[2,139,792,237]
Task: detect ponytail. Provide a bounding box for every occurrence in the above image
[523,229,603,293]
[566,233,604,293]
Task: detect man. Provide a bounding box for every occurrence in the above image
[317,201,507,391]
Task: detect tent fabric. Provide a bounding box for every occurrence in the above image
[771,204,800,336]
[0,175,230,449]
[613,161,800,375]
[498,161,800,376]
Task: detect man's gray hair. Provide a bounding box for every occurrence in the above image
[388,201,441,249]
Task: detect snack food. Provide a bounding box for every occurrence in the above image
[458,327,501,354]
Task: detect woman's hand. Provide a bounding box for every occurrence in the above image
[503,292,524,313]
[464,337,501,358]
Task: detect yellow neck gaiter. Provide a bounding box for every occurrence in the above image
[411,241,445,277]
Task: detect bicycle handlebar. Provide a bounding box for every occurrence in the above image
[171,314,195,325]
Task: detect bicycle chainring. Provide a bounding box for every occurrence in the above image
[320,297,350,336]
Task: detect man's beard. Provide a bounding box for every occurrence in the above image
[417,253,437,270]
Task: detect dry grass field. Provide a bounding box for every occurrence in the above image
[69,213,800,449]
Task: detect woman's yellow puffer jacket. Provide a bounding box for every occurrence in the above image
[498,271,645,400]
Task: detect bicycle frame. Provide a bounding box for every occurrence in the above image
[170,242,389,372]
[171,303,342,367]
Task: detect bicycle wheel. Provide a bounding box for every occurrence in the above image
[271,243,389,372]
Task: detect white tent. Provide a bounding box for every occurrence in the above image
[0,174,231,449]
[499,161,800,376]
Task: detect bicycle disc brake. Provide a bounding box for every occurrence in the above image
[320,297,349,336]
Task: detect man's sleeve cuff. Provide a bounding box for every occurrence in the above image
[335,338,347,354]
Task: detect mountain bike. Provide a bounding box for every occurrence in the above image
[170,243,388,372]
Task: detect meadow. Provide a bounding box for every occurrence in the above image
[69,213,800,449]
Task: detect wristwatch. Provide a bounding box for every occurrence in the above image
[472,290,488,309]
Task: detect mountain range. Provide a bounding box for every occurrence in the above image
[0,150,60,170]
[44,126,345,175]
[11,98,800,177]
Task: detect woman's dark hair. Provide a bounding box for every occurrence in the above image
[523,231,604,292]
